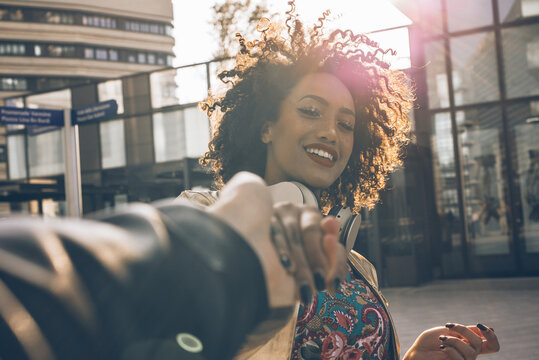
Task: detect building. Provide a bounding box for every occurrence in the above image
[1,0,539,286]
[0,0,174,99]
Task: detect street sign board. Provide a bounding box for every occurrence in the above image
[0,106,64,127]
[71,100,118,125]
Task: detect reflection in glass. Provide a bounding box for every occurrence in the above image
[451,32,499,106]
[28,129,64,177]
[447,0,493,32]
[184,107,210,158]
[431,112,464,276]
[100,120,126,169]
[507,101,539,252]
[502,23,539,99]
[177,64,208,105]
[26,89,71,109]
[458,106,510,255]
[499,0,539,22]
[98,79,124,114]
[7,135,26,180]
[415,0,443,34]
[153,111,185,162]
[425,41,449,109]
[150,69,180,108]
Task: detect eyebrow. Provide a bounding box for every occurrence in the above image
[299,94,355,117]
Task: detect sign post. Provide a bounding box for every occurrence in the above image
[63,109,82,218]
[1,100,117,218]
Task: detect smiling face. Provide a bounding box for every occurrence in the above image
[262,72,356,190]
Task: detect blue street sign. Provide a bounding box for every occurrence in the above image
[0,106,64,127]
[71,100,118,125]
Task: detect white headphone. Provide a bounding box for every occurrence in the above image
[268,181,361,253]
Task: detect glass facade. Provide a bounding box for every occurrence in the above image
[2,0,539,283]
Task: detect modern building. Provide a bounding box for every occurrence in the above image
[0,0,174,100]
[1,0,539,286]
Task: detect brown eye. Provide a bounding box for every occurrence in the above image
[298,107,321,117]
[339,121,354,131]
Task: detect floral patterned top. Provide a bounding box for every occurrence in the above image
[291,266,393,360]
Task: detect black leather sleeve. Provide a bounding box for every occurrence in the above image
[0,201,269,360]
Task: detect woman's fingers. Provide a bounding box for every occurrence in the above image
[445,324,482,354]
[273,203,315,303]
[300,207,329,291]
[440,336,476,359]
[440,345,465,360]
[475,324,500,354]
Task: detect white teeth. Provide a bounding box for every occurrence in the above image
[306,147,334,161]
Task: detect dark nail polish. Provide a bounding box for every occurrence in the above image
[440,345,446,350]
[300,284,312,304]
[439,336,447,341]
[334,277,341,290]
[280,254,291,269]
[477,323,488,331]
[314,272,326,291]
[445,323,455,329]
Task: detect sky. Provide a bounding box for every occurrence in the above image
[172,0,412,68]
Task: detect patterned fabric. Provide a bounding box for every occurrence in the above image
[291,266,392,360]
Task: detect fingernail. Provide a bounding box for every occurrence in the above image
[490,327,495,332]
[440,345,446,350]
[334,277,341,290]
[280,254,291,269]
[477,323,488,331]
[445,323,455,329]
[314,272,326,291]
[439,336,447,341]
[300,284,312,304]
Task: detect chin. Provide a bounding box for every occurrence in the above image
[301,176,336,191]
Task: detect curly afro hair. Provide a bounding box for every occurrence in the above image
[200,1,415,214]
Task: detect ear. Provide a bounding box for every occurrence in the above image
[260,122,273,144]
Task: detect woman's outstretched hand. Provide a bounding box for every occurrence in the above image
[403,323,500,360]
[271,202,349,303]
[207,172,347,309]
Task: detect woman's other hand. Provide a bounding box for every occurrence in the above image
[403,323,500,360]
[271,202,348,303]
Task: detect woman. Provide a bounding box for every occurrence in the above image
[181,2,500,359]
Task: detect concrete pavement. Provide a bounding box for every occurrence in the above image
[382,277,539,359]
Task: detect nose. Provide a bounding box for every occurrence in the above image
[316,118,338,144]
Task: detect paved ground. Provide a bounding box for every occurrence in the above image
[382,277,539,359]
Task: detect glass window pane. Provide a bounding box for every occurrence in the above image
[502,23,539,99]
[425,41,449,109]
[451,32,500,106]
[98,79,124,114]
[458,106,510,255]
[7,134,26,179]
[499,0,539,22]
[447,0,493,32]
[150,69,180,108]
[100,119,126,169]
[28,129,64,177]
[177,64,208,105]
[26,88,71,110]
[153,111,185,162]
[415,0,443,35]
[507,100,539,253]
[431,112,465,276]
[184,107,209,158]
